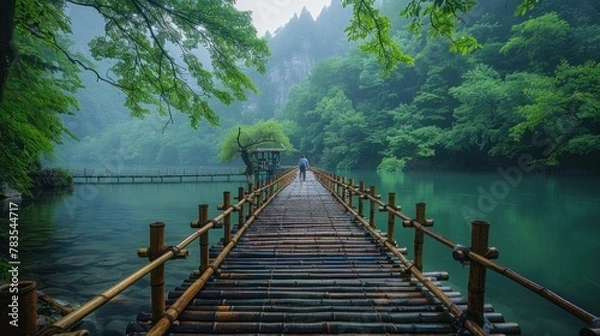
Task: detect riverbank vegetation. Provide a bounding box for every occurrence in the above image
[2,1,598,196]
[277,2,600,172]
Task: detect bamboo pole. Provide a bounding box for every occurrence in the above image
[318,177,487,336]
[147,170,293,336]
[312,168,600,330]
[468,220,490,327]
[149,222,165,323]
[223,191,231,245]
[247,183,254,220]
[387,193,396,246]
[199,204,209,273]
[51,169,296,332]
[358,181,365,218]
[238,187,244,228]
[0,281,37,336]
[414,203,426,272]
[348,178,354,210]
[369,186,376,228]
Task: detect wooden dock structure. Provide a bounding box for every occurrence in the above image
[126,171,518,335]
[29,168,600,336]
[68,168,246,184]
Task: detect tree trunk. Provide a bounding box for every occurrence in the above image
[0,0,16,102]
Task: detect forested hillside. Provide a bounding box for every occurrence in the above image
[277,0,600,173]
[52,0,600,175]
[52,2,353,168]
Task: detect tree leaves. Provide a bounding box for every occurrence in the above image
[77,0,270,127]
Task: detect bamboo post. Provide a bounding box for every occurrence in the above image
[387,193,396,246]
[237,187,244,228]
[255,181,261,210]
[247,183,254,220]
[348,178,354,209]
[358,181,365,218]
[136,222,167,323]
[369,186,376,228]
[223,192,231,245]
[149,222,165,323]
[198,205,209,273]
[468,220,491,327]
[0,281,37,336]
[414,202,426,271]
[340,177,346,203]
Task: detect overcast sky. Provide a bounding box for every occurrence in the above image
[236,0,332,36]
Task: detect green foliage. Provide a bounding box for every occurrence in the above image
[1,0,271,193]
[343,0,414,74]
[500,13,571,73]
[279,0,599,172]
[319,90,367,170]
[80,0,269,127]
[0,0,81,193]
[219,119,294,164]
[377,156,408,172]
[444,65,532,156]
[515,0,540,16]
[510,61,600,165]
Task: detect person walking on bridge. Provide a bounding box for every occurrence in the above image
[298,155,309,181]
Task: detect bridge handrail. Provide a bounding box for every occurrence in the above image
[312,168,600,335]
[312,168,487,336]
[67,167,245,177]
[48,168,296,334]
[146,168,297,335]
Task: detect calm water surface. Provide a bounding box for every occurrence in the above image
[7,171,600,335]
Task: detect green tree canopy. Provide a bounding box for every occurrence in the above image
[510,61,600,166]
[220,119,294,183]
[0,0,269,192]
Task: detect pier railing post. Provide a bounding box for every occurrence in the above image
[369,186,376,228]
[348,178,354,209]
[223,192,231,245]
[144,222,166,323]
[237,187,244,228]
[414,203,426,271]
[0,281,37,335]
[387,193,396,246]
[198,205,209,273]
[247,183,254,219]
[468,220,491,327]
[358,181,365,218]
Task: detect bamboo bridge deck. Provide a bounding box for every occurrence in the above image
[126,172,519,335]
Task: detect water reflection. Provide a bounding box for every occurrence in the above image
[13,173,600,335]
[351,169,600,335]
[18,182,240,335]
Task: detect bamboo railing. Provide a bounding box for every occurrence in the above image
[36,168,296,336]
[312,168,600,336]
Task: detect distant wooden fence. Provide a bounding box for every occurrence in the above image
[67,168,246,183]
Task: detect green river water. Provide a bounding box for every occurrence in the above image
[4,169,600,335]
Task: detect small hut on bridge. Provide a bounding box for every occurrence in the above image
[251,146,286,183]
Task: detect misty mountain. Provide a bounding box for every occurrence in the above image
[52,0,353,168]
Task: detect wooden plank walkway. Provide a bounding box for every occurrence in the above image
[70,171,246,184]
[127,172,519,335]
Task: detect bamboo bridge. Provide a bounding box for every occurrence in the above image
[11,168,600,335]
[68,168,246,183]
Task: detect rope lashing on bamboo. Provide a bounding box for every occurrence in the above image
[144,246,182,261]
[207,219,223,229]
[452,312,492,335]
[452,245,471,265]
